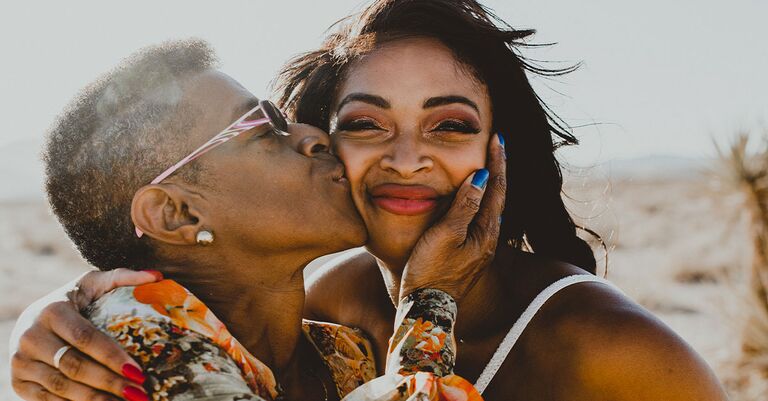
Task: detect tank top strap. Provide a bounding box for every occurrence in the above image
[473,274,618,394]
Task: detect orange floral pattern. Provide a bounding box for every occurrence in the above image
[345,289,483,401]
[302,320,377,397]
[86,281,481,401]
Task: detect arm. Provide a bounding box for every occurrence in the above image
[575,297,730,400]
[10,269,160,401]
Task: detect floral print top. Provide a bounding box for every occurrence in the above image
[342,289,482,401]
[85,280,481,401]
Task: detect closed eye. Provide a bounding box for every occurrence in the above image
[336,118,385,131]
[432,119,481,134]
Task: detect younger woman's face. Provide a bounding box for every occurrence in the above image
[330,37,493,266]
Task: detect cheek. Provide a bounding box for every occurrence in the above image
[334,140,380,192]
[435,143,488,187]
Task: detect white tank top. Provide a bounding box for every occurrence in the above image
[473,274,618,394]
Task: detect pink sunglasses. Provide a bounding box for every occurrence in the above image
[134,100,290,238]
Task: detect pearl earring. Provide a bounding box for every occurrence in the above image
[196,230,214,246]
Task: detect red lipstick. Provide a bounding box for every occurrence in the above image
[370,184,439,216]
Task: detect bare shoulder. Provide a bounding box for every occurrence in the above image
[304,248,388,324]
[532,268,729,400]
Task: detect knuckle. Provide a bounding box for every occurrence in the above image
[47,372,68,393]
[11,352,30,371]
[41,302,70,322]
[69,322,96,348]
[90,389,118,401]
[11,377,23,393]
[446,225,466,243]
[37,388,52,401]
[17,328,38,354]
[103,375,127,395]
[58,352,84,378]
[106,270,119,287]
[462,196,481,212]
[493,175,507,193]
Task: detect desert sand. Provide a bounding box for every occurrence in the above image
[0,160,761,399]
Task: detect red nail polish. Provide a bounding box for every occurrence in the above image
[122,363,146,385]
[123,386,148,401]
[142,270,164,281]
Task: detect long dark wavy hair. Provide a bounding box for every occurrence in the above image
[274,0,597,273]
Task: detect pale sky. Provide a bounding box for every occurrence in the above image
[1,0,766,166]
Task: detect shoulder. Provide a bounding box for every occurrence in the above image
[304,248,386,321]
[86,280,276,400]
[530,271,728,400]
[486,251,727,399]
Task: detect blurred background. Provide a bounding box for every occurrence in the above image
[1,0,767,399]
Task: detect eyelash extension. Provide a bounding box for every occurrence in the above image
[433,120,481,134]
[336,119,383,131]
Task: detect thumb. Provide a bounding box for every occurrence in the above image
[68,268,163,309]
[432,168,489,243]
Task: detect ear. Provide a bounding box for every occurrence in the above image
[131,184,208,246]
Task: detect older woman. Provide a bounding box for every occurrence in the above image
[9,39,505,401]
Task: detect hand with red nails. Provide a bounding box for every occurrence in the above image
[10,269,161,401]
[399,133,507,303]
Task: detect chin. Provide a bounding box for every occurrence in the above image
[364,228,423,268]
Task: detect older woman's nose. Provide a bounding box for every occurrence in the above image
[286,122,331,156]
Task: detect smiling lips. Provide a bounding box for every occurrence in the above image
[370,184,439,215]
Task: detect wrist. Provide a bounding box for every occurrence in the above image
[388,288,458,376]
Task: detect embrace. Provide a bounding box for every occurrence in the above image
[9,0,728,400]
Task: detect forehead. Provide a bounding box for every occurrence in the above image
[182,71,259,134]
[338,37,487,104]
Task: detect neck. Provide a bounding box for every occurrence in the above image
[372,254,405,305]
[162,250,310,377]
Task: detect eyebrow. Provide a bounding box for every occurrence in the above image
[336,92,480,115]
[336,93,391,112]
[423,95,479,113]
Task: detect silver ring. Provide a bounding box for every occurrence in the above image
[53,345,72,369]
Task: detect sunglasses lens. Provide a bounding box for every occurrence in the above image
[262,101,288,132]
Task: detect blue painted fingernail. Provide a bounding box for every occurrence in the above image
[499,215,503,225]
[471,168,490,190]
[497,133,507,160]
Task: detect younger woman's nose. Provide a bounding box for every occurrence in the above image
[379,138,433,178]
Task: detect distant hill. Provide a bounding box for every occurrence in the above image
[606,155,711,180]
[0,140,712,203]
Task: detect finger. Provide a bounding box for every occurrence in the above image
[69,269,162,308]
[41,339,145,400]
[473,133,507,239]
[14,359,127,401]
[12,380,69,401]
[18,325,146,398]
[36,302,145,383]
[432,168,489,242]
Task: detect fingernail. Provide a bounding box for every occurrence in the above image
[122,363,146,385]
[141,270,163,281]
[471,169,490,190]
[497,133,507,160]
[123,386,149,401]
[499,215,503,225]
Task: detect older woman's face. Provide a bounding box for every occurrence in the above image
[181,71,367,258]
[330,37,493,264]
